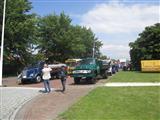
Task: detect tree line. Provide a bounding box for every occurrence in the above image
[129,23,160,70]
[0,0,103,75]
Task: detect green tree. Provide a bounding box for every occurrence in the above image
[37,13,102,62]
[98,54,108,60]
[2,0,37,75]
[68,25,102,58]
[129,23,160,70]
[1,1,103,76]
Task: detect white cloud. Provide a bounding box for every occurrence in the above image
[79,3,159,59]
[81,3,160,33]
[101,44,130,59]
[102,44,129,51]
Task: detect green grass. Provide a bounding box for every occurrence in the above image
[60,87,160,120]
[108,71,160,82]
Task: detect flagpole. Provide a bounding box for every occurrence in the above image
[0,0,7,85]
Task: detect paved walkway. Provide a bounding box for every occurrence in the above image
[105,82,160,87]
[1,77,104,120]
[15,85,95,120]
[0,87,41,120]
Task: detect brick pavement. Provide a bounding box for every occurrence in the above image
[15,85,95,120]
[0,87,41,120]
[1,77,106,120]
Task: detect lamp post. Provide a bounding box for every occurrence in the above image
[0,0,7,85]
[92,41,95,58]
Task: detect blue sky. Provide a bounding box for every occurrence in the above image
[30,0,160,59]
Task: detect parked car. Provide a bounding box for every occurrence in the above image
[48,63,67,79]
[112,65,116,74]
[17,61,45,84]
[107,66,112,76]
[17,62,67,84]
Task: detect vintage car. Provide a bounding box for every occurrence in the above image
[17,61,66,84]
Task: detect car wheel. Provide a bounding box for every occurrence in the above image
[74,78,80,84]
[88,77,96,84]
[36,75,42,83]
[103,70,108,79]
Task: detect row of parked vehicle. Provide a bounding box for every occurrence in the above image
[70,58,120,84]
[17,58,119,84]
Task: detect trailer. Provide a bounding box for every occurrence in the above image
[141,60,160,72]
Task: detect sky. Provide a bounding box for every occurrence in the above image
[30,0,160,60]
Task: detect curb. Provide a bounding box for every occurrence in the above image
[9,94,40,120]
[104,82,160,87]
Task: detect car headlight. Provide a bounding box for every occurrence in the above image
[83,70,91,73]
[22,75,27,78]
[72,70,77,74]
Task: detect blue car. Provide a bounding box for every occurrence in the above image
[112,65,116,74]
[18,61,45,84]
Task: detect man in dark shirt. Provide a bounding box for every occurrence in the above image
[59,66,67,92]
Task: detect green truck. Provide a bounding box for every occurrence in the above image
[72,58,110,84]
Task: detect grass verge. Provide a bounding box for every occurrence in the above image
[108,71,160,82]
[60,87,160,120]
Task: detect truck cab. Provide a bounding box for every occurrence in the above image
[72,58,109,84]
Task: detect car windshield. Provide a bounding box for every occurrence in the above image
[26,64,39,69]
[102,61,110,65]
[26,62,44,69]
[80,59,95,65]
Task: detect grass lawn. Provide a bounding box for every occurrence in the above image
[60,87,160,120]
[108,71,160,82]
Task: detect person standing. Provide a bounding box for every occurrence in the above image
[59,66,67,92]
[42,63,52,93]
